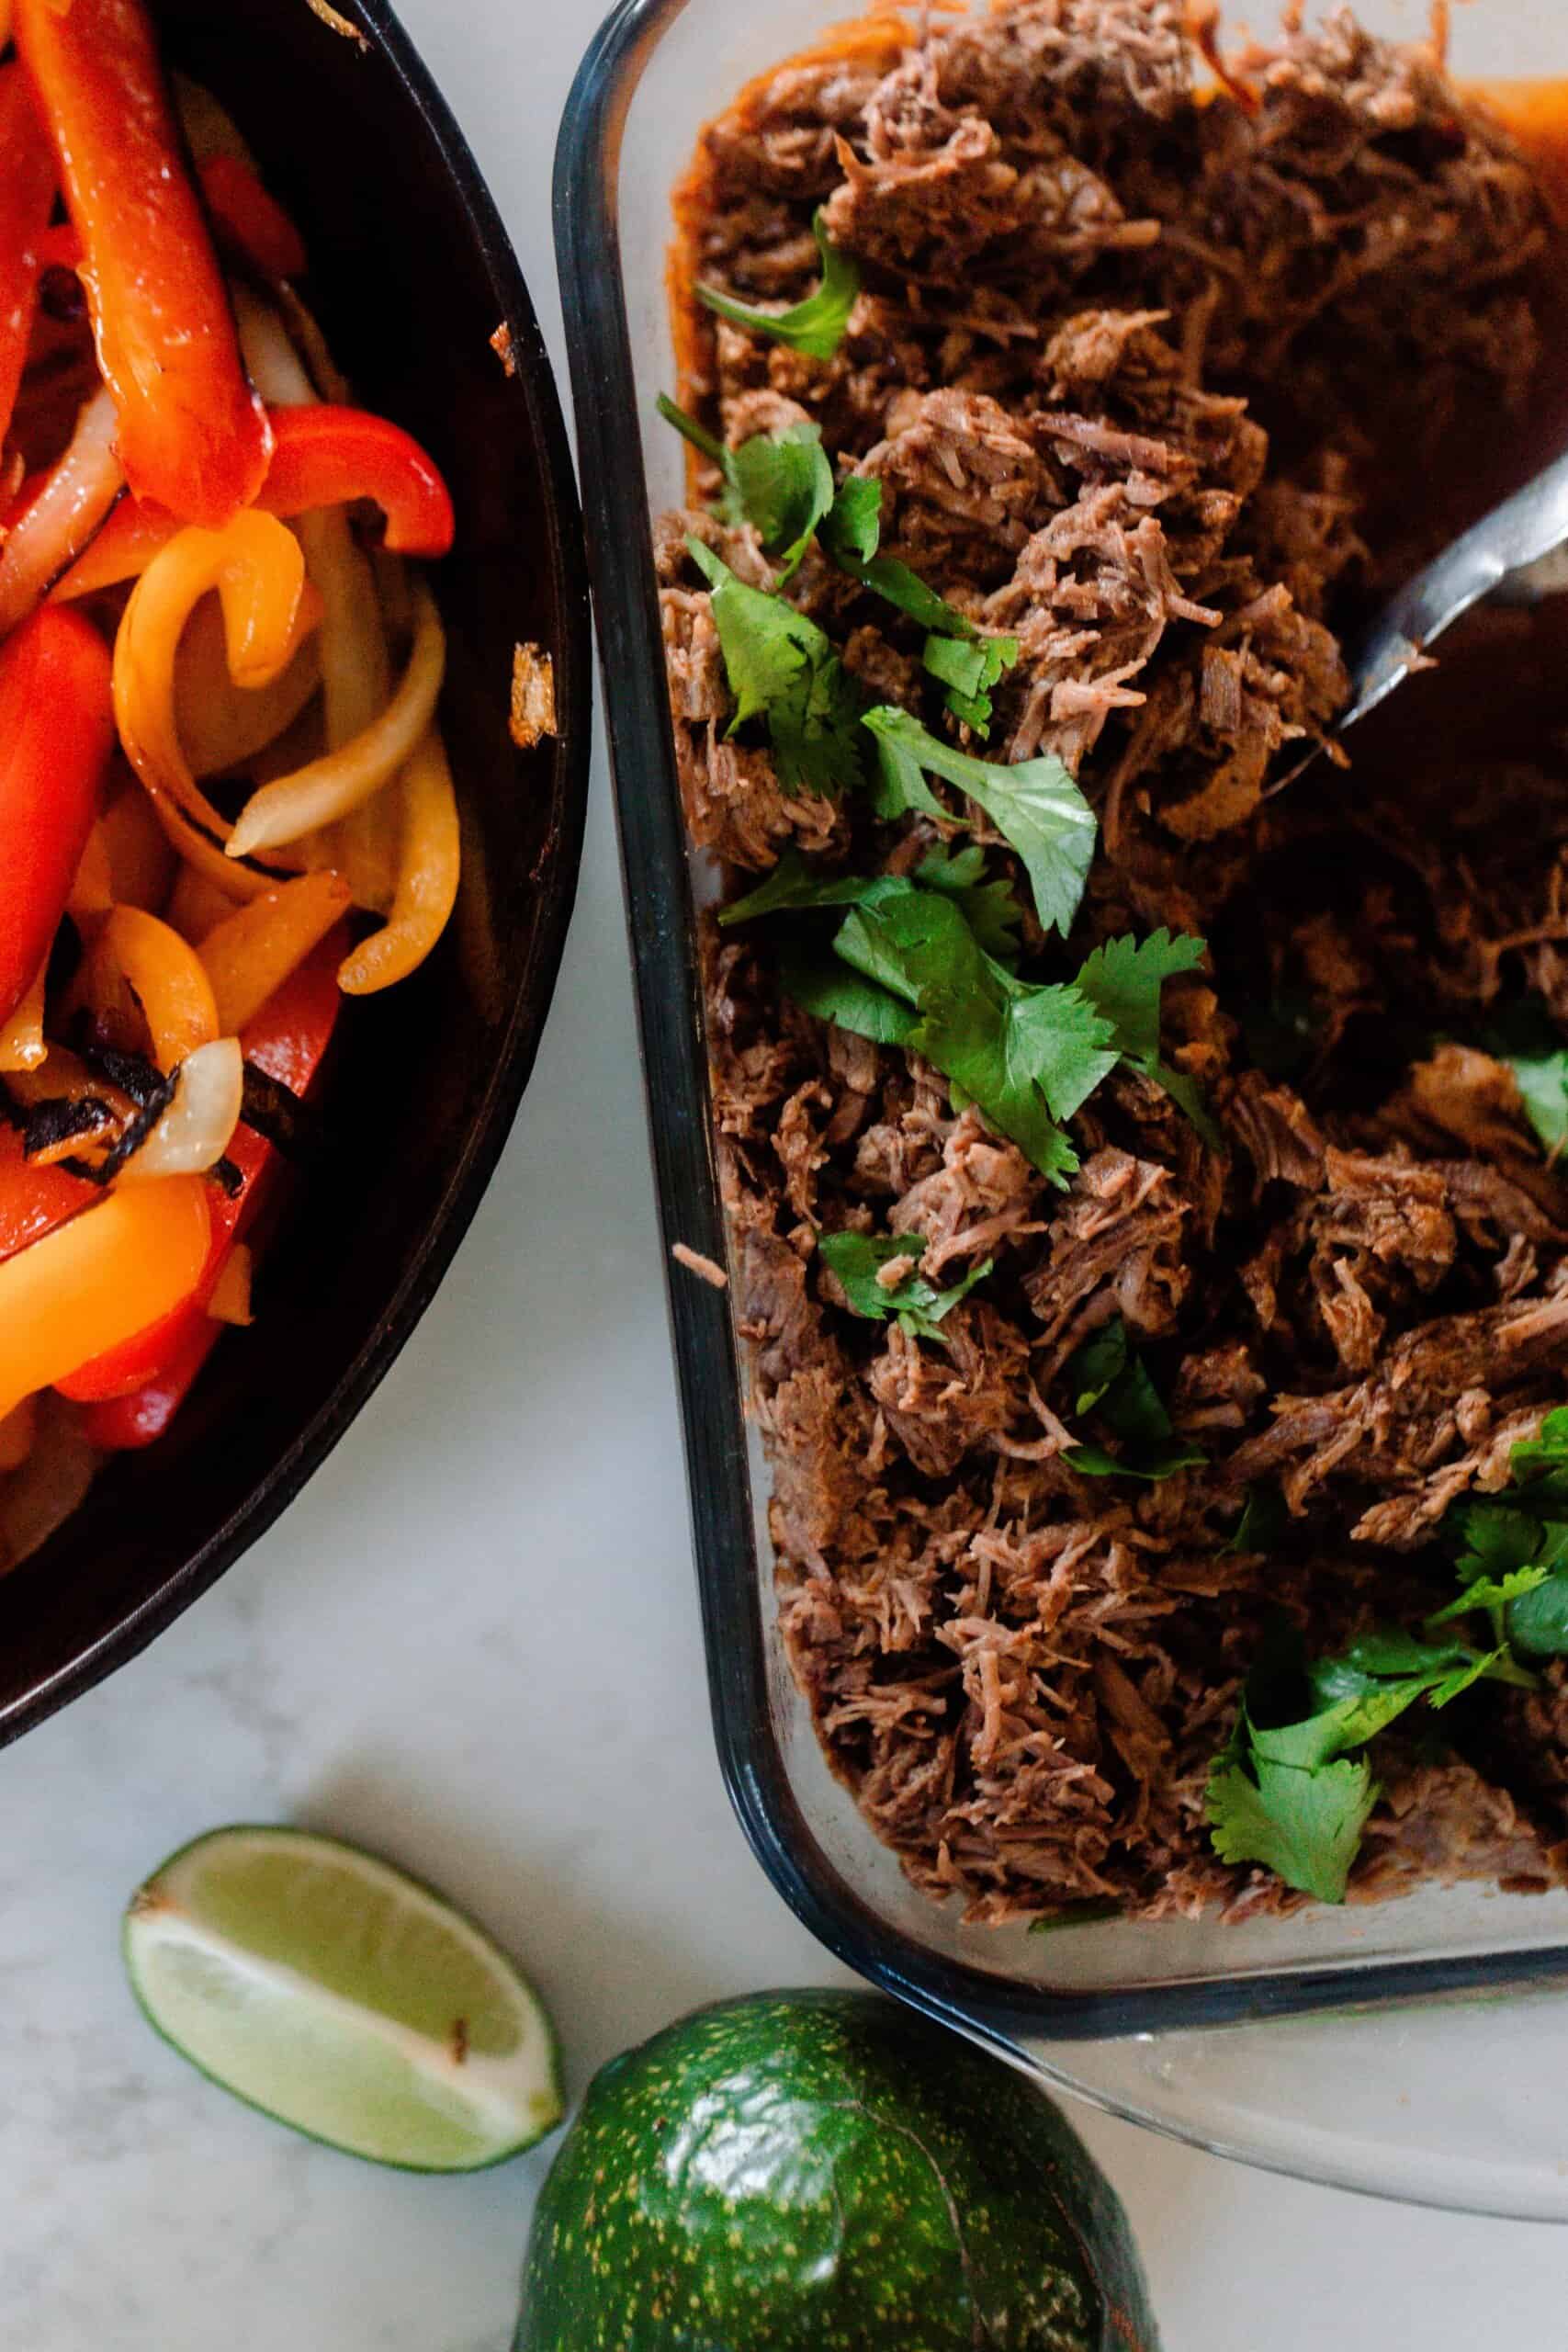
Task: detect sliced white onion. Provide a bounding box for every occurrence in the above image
[0,387,125,639]
[117,1037,244,1183]
[231,283,318,408]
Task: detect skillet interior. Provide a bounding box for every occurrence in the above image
[0,0,591,1740]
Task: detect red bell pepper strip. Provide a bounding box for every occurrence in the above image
[0,1128,98,1267]
[14,0,273,530]
[79,1313,223,1451]
[197,153,308,284]
[0,605,115,1032]
[54,403,455,599]
[72,926,346,1439]
[0,64,57,458]
[258,408,455,556]
[34,223,84,276]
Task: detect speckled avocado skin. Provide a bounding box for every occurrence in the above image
[514,1989,1159,2351]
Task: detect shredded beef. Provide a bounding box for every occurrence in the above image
[662,0,1568,1921]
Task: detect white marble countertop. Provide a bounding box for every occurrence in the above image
[4,3,1567,2344]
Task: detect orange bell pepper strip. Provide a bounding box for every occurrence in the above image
[197,153,307,283]
[14,0,273,529]
[63,925,345,1422]
[0,63,57,456]
[55,404,455,599]
[0,605,115,1033]
[0,1173,211,1421]
[55,1124,265,1402]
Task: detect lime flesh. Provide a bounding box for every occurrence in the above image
[124,1826,562,2170]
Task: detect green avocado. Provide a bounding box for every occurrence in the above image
[514,1989,1158,2351]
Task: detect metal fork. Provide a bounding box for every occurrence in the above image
[1273,448,1568,791]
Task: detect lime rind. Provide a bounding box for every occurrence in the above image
[124,1826,563,2173]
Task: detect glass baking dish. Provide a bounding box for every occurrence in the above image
[556,0,1568,2214]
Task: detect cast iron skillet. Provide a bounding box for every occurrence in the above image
[0,0,591,1742]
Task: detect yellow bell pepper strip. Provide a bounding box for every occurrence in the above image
[227,580,444,858]
[0,605,116,1032]
[14,0,273,529]
[84,906,220,1072]
[339,728,460,995]
[0,62,57,458]
[197,869,353,1035]
[0,1174,211,1423]
[112,511,321,900]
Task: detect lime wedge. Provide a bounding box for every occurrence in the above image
[124,1826,562,2171]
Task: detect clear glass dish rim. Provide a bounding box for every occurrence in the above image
[551,0,1568,2072]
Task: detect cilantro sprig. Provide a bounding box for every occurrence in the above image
[1206,1621,1523,1905]
[659,400,834,582]
[863,706,1096,940]
[818,473,991,647]
[1208,1412,1568,1904]
[922,631,1021,736]
[695,209,861,362]
[818,1229,992,1347]
[686,537,863,798]
[1061,1318,1205,1483]
[1443,1407,1568,1660]
[722,863,1209,1183]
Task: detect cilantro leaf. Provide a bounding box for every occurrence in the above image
[832,888,1113,1182]
[818,475,883,566]
[862,706,1097,938]
[819,475,985,639]
[777,935,916,1047]
[1427,1565,1551,1626]
[1067,1437,1208,1484]
[1073,931,1207,1066]
[1429,1414,1568,1664]
[659,399,835,582]
[1074,929,1216,1143]
[1508,1407,1568,1490]
[914,847,1025,964]
[1223,1484,1290,1557]
[1207,1748,1378,1906]
[1483,998,1568,1158]
[695,209,861,362]
[818,1229,992,1346]
[1205,1610,1526,1902]
[1066,1319,1129,1415]
[718,851,896,929]
[687,537,864,798]
[1060,1315,1205,1482]
[922,631,1021,736]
